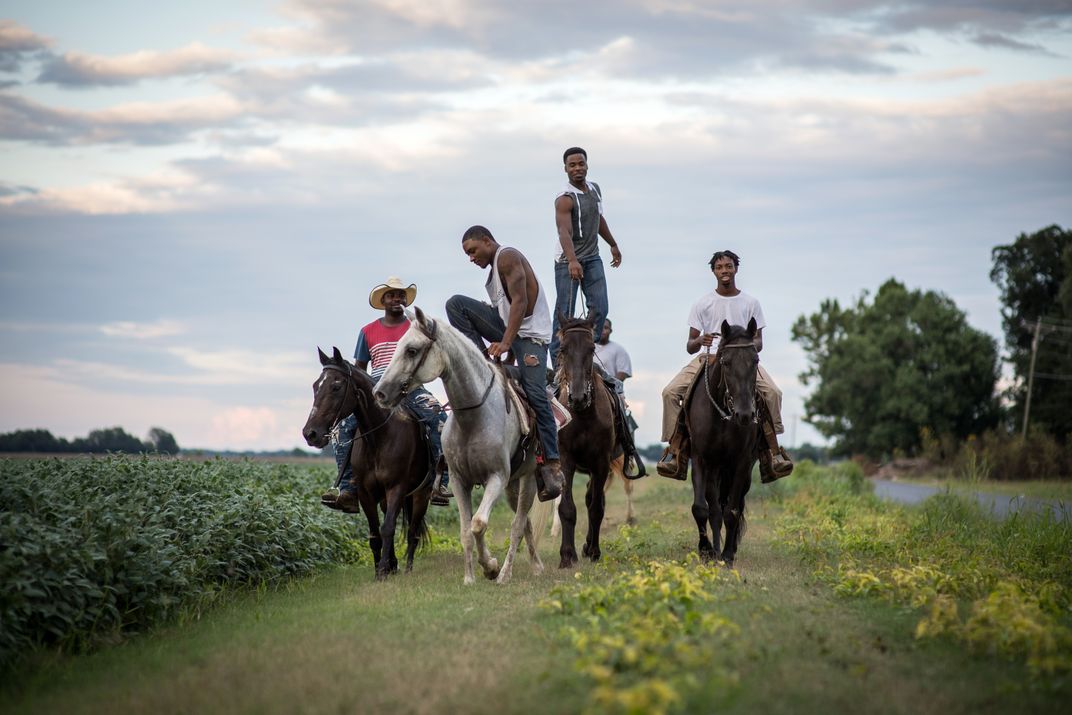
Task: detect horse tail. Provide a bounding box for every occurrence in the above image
[528,496,556,548]
[604,454,625,494]
[402,495,432,551]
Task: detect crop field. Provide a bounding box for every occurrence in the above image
[1,456,1069,714]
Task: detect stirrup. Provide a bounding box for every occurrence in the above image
[623,451,647,479]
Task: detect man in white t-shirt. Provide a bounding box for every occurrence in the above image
[594,318,632,394]
[656,250,793,482]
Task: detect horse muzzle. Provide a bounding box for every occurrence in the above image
[303,424,330,448]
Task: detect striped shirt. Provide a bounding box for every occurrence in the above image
[354,319,410,380]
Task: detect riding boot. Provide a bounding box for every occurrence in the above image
[656,429,689,480]
[534,451,564,502]
[759,420,794,483]
[613,394,646,479]
[430,455,452,506]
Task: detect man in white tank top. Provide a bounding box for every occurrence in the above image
[445,225,565,502]
[656,250,794,482]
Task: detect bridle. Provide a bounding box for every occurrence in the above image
[402,319,496,413]
[558,325,595,410]
[703,340,759,422]
[320,361,392,445]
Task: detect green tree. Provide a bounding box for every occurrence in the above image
[0,428,71,452]
[74,427,147,453]
[146,427,180,454]
[990,225,1072,440]
[792,279,1000,458]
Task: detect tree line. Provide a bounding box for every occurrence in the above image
[0,426,179,454]
[792,224,1072,474]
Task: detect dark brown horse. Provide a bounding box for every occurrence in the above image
[686,319,761,567]
[302,347,432,579]
[555,315,619,567]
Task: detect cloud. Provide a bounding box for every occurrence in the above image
[0,91,245,145]
[36,41,237,87]
[0,20,51,73]
[99,319,186,339]
[971,31,1058,54]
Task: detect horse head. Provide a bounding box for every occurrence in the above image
[303,346,360,448]
[556,313,596,412]
[716,317,760,427]
[375,306,444,408]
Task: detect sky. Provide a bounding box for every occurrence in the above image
[1,0,1070,452]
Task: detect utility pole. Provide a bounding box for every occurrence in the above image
[1022,318,1042,438]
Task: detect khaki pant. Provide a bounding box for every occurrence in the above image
[661,355,783,441]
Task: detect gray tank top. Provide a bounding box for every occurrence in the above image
[485,246,552,343]
[555,182,601,262]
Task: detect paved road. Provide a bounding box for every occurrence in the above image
[871,478,1069,522]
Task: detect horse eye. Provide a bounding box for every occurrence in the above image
[331,382,342,391]
[406,346,418,357]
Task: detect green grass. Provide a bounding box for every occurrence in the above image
[1,468,1068,714]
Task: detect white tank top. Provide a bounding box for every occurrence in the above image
[485,246,552,343]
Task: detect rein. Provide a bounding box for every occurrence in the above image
[322,363,393,443]
[702,341,758,422]
[406,319,496,413]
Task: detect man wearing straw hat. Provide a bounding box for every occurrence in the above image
[322,277,452,511]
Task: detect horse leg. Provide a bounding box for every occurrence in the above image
[472,473,504,580]
[404,489,430,573]
[453,480,477,585]
[582,459,608,562]
[691,455,715,562]
[521,474,545,576]
[358,490,382,578]
[721,461,753,567]
[377,486,405,580]
[557,461,579,568]
[622,466,636,525]
[496,478,526,585]
[706,467,724,561]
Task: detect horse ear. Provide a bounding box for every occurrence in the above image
[414,305,427,327]
[747,317,757,337]
[318,347,330,365]
[404,307,416,322]
[721,320,731,337]
[332,346,344,364]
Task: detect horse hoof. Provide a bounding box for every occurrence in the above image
[495,569,512,585]
[463,575,475,586]
[471,518,487,536]
[581,543,590,558]
[483,557,500,580]
[532,562,545,576]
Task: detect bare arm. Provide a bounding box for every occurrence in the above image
[598,215,622,268]
[615,371,629,382]
[555,195,583,280]
[686,327,715,355]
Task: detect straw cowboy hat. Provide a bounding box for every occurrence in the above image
[369,276,417,309]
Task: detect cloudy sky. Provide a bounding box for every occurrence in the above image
[1,1,1070,452]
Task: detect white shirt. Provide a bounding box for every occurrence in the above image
[687,291,766,350]
[595,339,632,378]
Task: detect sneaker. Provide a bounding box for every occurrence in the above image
[536,459,564,502]
[334,488,362,513]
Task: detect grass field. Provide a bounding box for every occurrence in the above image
[1,461,1069,714]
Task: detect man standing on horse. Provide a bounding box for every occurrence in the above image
[656,251,794,482]
[322,277,452,512]
[445,226,566,502]
[550,147,622,370]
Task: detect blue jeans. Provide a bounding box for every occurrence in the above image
[444,294,559,461]
[335,384,448,492]
[550,255,608,368]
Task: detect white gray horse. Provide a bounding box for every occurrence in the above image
[374,307,544,585]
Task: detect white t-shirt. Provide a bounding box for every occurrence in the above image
[687,291,766,347]
[595,340,632,379]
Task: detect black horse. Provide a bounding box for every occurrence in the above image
[302,347,432,579]
[554,315,619,567]
[686,319,761,566]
